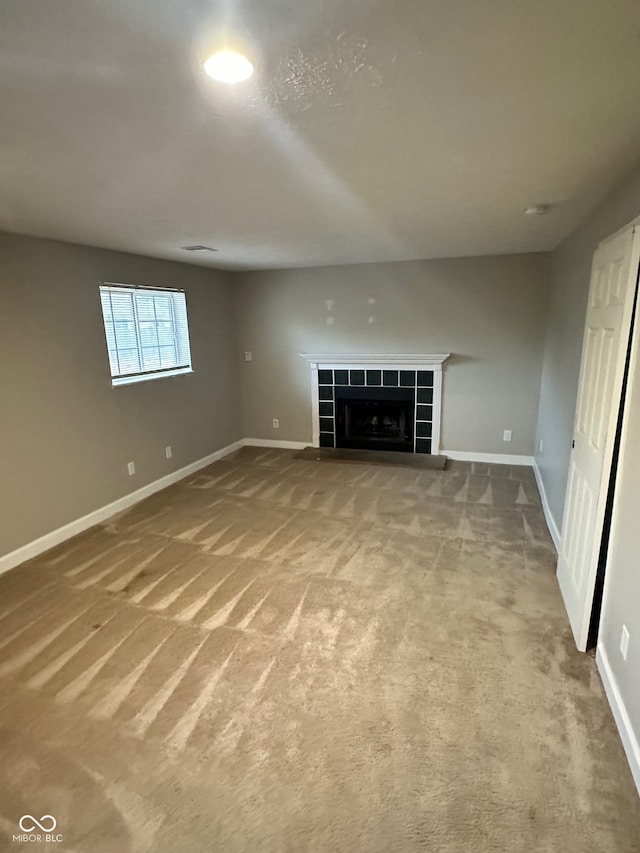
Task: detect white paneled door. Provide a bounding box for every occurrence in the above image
[557,225,640,650]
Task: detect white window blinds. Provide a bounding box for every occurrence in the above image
[99,284,192,385]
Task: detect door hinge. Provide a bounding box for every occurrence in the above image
[572,439,575,449]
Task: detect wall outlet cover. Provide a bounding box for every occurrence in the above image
[127,461,136,476]
[244,351,253,362]
[272,419,279,429]
[621,625,630,660]
[165,446,172,459]
[503,430,512,442]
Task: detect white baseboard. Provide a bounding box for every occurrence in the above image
[242,438,309,450]
[442,450,535,466]
[596,644,640,798]
[533,461,561,553]
[0,439,244,578]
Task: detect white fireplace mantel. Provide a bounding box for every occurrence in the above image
[300,353,451,454]
[300,353,450,368]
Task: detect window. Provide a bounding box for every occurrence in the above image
[99,284,193,386]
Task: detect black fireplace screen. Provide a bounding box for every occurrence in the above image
[343,400,411,444]
[335,386,415,452]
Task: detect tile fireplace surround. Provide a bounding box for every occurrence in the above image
[300,354,450,454]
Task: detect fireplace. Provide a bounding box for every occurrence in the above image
[335,386,414,452]
[300,353,450,455]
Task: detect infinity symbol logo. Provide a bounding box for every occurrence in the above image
[19,815,57,832]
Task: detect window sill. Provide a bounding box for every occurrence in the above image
[111,367,194,387]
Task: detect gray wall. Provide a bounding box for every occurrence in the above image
[235,255,550,455]
[535,160,640,530]
[0,232,240,559]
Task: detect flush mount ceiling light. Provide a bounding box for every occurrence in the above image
[524,205,550,216]
[203,51,254,83]
[181,245,218,253]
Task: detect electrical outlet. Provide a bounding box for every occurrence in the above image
[539,438,544,453]
[165,446,172,459]
[244,351,253,362]
[621,625,630,660]
[272,418,279,429]
[127,461,136,476]
[503,429,512,442]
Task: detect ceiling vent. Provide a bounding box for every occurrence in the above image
[181,245,218,252]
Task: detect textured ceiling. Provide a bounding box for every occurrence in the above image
[1,0,640,269]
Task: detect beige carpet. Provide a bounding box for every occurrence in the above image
[0,447,639,852]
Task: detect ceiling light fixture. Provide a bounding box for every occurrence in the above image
[524,205,550,216]
[203,51,254,83]
[182,245,218,253]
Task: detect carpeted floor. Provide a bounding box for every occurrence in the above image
[0,447,639,852]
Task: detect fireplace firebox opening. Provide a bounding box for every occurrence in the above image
[335,386,415,453]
